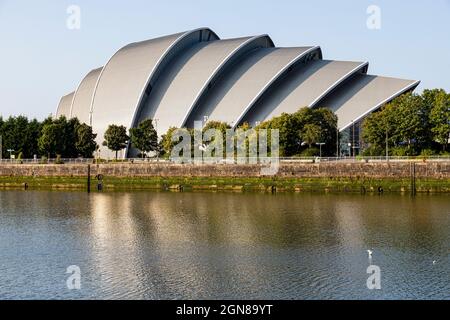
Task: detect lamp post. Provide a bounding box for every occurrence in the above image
[351,120,355,157]
[316,143,325,158]
[385,122,389,162]
[153,118,159,162]
[7,149,15,161]
[336,128,339,158]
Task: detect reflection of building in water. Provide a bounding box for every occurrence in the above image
[333,200,364,248]
[90,193,153,298]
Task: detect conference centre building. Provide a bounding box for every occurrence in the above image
[56,28,420,158]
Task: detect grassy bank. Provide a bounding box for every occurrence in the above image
[1,175,450,193]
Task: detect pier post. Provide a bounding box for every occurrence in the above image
[87,164,91,193]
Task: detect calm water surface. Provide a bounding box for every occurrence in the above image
[0,190,449,299]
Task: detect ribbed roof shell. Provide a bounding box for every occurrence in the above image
[56,28,419,158]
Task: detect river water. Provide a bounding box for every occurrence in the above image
[0,190,449,299]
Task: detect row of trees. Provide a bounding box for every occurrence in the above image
[0,107,339,159]
[1,88,447,159]
[0,116,97,159]
[159,107,338,157]
[102,119,158,159]
[362,89,450,156]
[0,116,159,159]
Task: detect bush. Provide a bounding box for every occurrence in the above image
[362,145,384,157]
[39,156,48,164]
[420,149,435,157]
[300,147,319,157]
[391,146,410,157]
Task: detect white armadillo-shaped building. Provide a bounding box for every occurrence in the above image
[56,28,420,158]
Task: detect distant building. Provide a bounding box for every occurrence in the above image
[56,28,419,158]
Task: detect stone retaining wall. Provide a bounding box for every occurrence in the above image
[1,162,449,179]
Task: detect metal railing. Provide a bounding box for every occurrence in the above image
[1,155,450,165]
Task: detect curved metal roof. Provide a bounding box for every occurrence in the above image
[90,28,218,157]
[55,92,74,119]
[204,46,321,128]
[316,74,420,130]
[242,60,368,126]
[139,36,273,136]
[57,28,420,158]
[180,35,275,128]
[70,67,102,125]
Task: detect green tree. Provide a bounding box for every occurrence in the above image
[257,112,300,156]
[202,121,231,158]
[129,119,158,158]
[428,89,450,151]
[0,116,43,158]
[26,118,42,158]
[362,105,396,156]
[203,121,231,134]
[298,107,337,155]
[160,127,179,157]
[0,116,4,158]
[301,123,321,148]
[362,93,430,156]
[394,93,427,153]
[38,116,80,158]
[1,116,27,158]
[75,123,98,158]
[103,124,129,159]
[257,107,337,156]
[38,122,62,158]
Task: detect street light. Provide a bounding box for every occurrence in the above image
[316,143,325,158]
[351,120,355,157]
[336,127,340,158]
[153,118,159,162]
[7,149,15,160]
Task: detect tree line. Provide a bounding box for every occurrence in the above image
[0,116,159,160]
[1,88,448,159]
[159,107,338,158]
[0,116,97,159]
[362,89,450,156]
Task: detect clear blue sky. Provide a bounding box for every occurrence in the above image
[0,0,449,120]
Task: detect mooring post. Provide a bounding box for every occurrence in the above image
[410,162,416,196]
[87,164,91,193]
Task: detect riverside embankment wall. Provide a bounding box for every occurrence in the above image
[1,162,450,179]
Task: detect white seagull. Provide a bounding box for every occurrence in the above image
[433,260,437,265]
[367,250,373,258]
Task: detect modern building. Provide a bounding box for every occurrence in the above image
[56,28,420,158]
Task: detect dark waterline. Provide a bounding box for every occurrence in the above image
[0,190,449,300]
